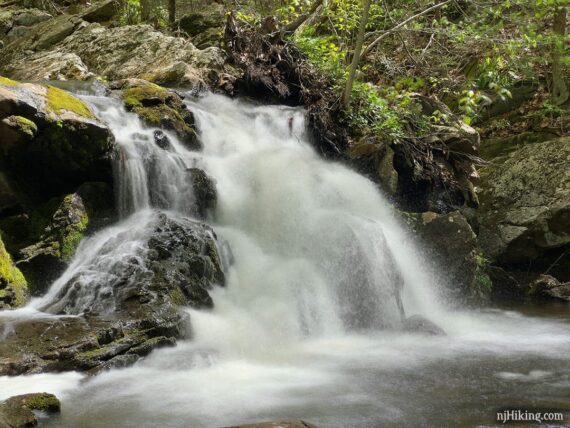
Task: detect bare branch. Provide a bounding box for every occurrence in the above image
[361,0,452,57]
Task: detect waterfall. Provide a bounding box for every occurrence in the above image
[29,92,440,331]
[3,92,570,428]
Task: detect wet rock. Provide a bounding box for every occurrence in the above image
[188,168,217,219]
[477,137,570,275]
[153,130,171,150]
[529,274,570,302]
[402,315,446,336]
[0,393,60,428]
[18,193,90,295]
[0,80,115,200]
[225,421,318,428]
[406,210,492,304]
[348,139,398,197]
[0,236,27,309]
[0,212,226,375]
[115,79,200,149]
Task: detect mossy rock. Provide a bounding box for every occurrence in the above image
[18,192,89,295]
[0,80,115,200]
[0,235,28,309]
[0,76,18,86]
[116,79,200,150]
[46,85,94,119]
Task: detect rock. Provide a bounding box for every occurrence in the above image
[153,130,171,150]
[115,79,200,149]
[0,8,52,44]
[0,212,226,375]
[18,193,90,295]
[13,9,52,27]
[0,115,37,146]
[0,20,226,86]
[81,0,120,23]
[407,210,492,304]
[0,236,27,309]
[477,137,570,273]
[348,139,398,197]
[487,266,525,301]
[15,182,115,295]
[188,168,217,219]
[225,421,318,428]
[529,274,570,302]
[402,315,446,336]
[0,80,115,200]
[0,392,60,427]
[176,4,225,49]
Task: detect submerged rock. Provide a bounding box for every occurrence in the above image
[402,315,446,336]
[225,421,318,428]
[0,212,226,375]
[0,393,60,428]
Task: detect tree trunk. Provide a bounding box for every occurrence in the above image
[551,7,568,105]
[168,0,176,25]
[341,0,371,107]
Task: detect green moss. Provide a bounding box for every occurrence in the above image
[169,287,187,305]
[0,237,28,307]
[122,83,169,109]
[61,210,89,263]
[0,76,18,86]
[21,393,60,412]
[46,86,94,119]
[13,116,38,137]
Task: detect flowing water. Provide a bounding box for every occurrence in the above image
[0,93,569,427]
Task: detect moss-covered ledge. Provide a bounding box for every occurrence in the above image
[113,79,201,150]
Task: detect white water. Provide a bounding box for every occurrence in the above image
[1,93,569,427]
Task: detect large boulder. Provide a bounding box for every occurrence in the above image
[405,210,492,304]
[0,79,115,200]
[0,7,52,44]
[176,3,225,49]
[0,18,226,86]
[477,137,570,278]
[0,212,226,375]
[0,236,27,309]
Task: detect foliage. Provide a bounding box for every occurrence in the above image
[278,0,568,132]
